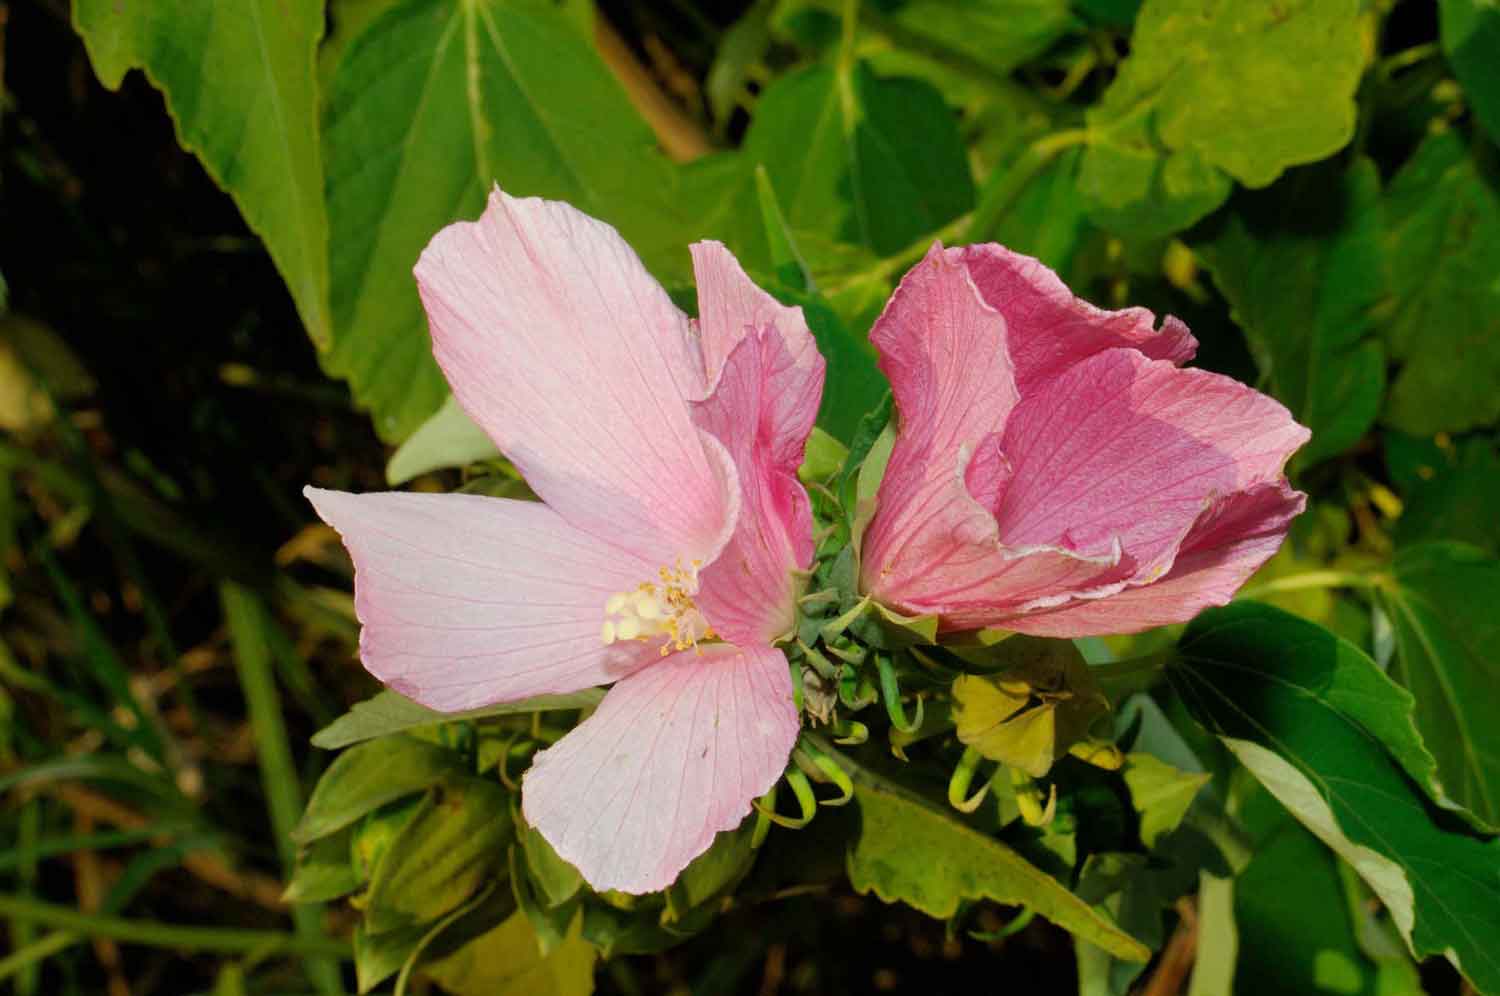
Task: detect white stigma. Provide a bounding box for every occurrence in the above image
[601,559,713,655]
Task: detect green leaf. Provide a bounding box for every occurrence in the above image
[1380,130,1500,435]
[322,0,695,439]
[386,394,500,485]
[365,776,515,935]
[295,736,464,843]
[1076,0,1142,28]
[1081,0,1364,238]
[809,737,1150,961]
[754,164,814,292]
[745,60,974,256]
[312,688,604,750]
[1122,754,1210,850]
[1441,0,1500,147]
[1232,785,1420,996]
[1196,159,1385,468]
[989,146,1090,278]
[876,0,1079,79]
[1375,543,1500,831]
[667,818,760,921]
[518,815,584,910]
[354,921,428,993]
[748,175,886,441]
[1171,602,1500,993]
[424,910,597,996]
[799,426,850,484]
[72,0,331,350]
[1394,447,1500,555]
[285,830,361,903]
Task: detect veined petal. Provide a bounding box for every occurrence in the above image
[860,245,1022,602]
[1006,481,1306,636]
[522,643,797,894]
[957,243,1197,391]
[866,440,1132,631]
[305,487,661,713]
[693,327,822,645]
[994,348,1310,584]
[689,242,823,449]
[414,189,731,565]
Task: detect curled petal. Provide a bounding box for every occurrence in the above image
[690,241,823,444]
[306,487,660,712]
[957,243,1196,390]
[694,327,822,645]
[522,643,798,894]
[414,188,733,566]
[995,348,1310,583]
[1007,480,1307,636]
[861,245,1308,631]
[860,244,1022,601]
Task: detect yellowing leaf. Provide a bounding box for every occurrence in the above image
[1122,753,1210,850]
[1081,0,1365,236]
[952,636,1109,777]
[831,750,1149,961]
[424,910,597,996]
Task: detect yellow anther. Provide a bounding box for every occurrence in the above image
[602,558,709,654]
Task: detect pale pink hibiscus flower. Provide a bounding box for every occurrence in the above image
[860,245,1310,636]
[307,190,824,893]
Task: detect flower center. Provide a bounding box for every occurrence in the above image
[601,559,715,655]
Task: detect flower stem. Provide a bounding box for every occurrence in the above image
[963,129,1090,244]
[1237,570,1378,600]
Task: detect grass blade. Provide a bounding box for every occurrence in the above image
[221,581,343,994]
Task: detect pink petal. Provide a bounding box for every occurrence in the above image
[865,437,1134,631]
[414,189,733,566]
[522,643,797,894]
[690,242,823,438]
[693,327,822,645]
[957,244,1196,391]
[305,487,661,713]
[993,348,1310,584]
[859,245,1029,604]
[1005,480,1307,636]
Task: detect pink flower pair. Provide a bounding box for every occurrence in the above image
[308,190,1307,893]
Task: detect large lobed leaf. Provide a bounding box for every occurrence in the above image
[745,60,975,256]
[1232,785,1421,995]
[321,0,697,439]
[1440,0,1500,148]
[1196,159,1385,469]
[1080,0,1366,238]
[1171,602,1500,993]
[808,736,1151,962]
[1376,542,1500,831]
[72,0,331,349]
[423,910,596,996]
[1380,130,1500,436]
